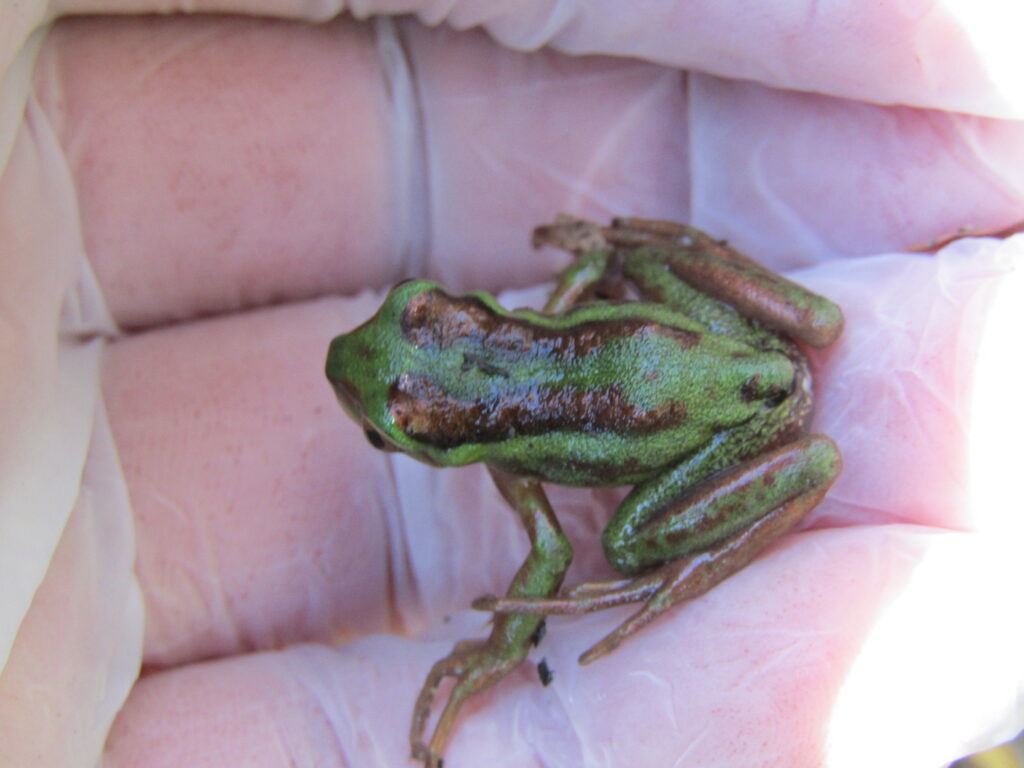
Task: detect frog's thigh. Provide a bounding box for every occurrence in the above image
[602,435,841,576]
[620,249,764,346]
[622,245,843,349]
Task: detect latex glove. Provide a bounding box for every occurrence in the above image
[1,6,1022,768]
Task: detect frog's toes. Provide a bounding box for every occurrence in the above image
[532,214,607,254]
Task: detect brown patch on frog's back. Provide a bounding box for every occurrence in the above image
[399,289,699,363]
[388,373,689,449]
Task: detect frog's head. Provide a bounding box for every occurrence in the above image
[325,279,449,463]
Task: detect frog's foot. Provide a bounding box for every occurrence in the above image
[409,638,523,768]
[472,566,682,664]
[603,216,769,273]
[535,214,765,275]
[473,573,657,616]
[605,216,695,247]
[532,214,699,254]
[531,214,608,254]
[474,477,830,665]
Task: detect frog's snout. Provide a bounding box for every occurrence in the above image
[325,337,361,419]
[324,336,347,383]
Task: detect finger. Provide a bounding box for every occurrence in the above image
[37,16,1024,331]
[100,526,1024,768]
[34,15,687,327]
[460,1,1024,119]
[681,74,1024,266]
[103,293,404,667]
[106,235,1022,669]
[48,1,1024,119]
[0,483,140,768]
[35,15,408,327]
[801,234,1023,536]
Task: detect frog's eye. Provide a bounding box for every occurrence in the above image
[363,426,398,452]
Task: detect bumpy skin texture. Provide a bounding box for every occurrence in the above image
[326,218,845,766]
[328,281,798,484]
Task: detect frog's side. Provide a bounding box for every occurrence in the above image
[326,216,844,768]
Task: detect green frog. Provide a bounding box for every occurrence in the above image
[325,215,844,767]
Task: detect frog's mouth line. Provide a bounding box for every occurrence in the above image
[328,377,362,422]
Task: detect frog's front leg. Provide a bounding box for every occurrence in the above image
[476,434,841,664]
[410,467,573,768]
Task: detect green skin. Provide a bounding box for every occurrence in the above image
[325,216,844,768]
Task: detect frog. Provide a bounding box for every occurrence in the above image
[325,215,844,768]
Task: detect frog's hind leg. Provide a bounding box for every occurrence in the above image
[618,222,843,349]
[531,214,746,314]
[474,434,841,665]
[531,214,843,347]
[579,439,838,664]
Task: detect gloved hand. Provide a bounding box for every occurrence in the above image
[2,5,1022,767]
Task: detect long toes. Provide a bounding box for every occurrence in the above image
[470,594,499,610]
[562,578,634,598]
[410,743,430,762]
[532,215,607,252]
[410,656,465,757]
[578,599,667,665]
[577,560,697,664]
[479,576,664,616]
[611,216,689,239]
[412,640,503,767]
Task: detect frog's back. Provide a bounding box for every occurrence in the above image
[390,287,799,486]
